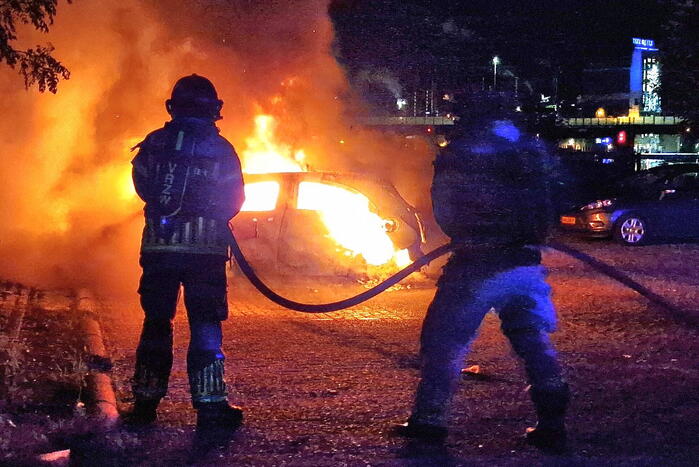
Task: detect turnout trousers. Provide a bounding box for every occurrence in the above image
[412,250,568,427]
[132,253,230,408]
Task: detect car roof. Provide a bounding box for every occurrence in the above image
[618,164,699,185]
[641,163,699,175]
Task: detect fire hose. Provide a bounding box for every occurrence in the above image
[228,230,453,313]
[229,232,698,325]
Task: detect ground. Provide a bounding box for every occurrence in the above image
[2,234,699,465]
[0,289,86,465]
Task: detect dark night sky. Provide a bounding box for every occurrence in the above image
[329,0,668,98]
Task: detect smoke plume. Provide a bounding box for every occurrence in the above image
[0,0,434,297]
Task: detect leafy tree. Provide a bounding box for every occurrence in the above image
[0,0,71,93]
[660,0,699,124]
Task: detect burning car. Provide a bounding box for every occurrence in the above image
[231,171,426,275]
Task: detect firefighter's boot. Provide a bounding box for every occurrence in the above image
[190,358,243,431]
[123,399,159,426]
[196,402,244,431]
[525,384,570,454]
[392,416,448,444]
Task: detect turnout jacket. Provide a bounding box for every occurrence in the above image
[431,120,554,248]
[132,117,245,256]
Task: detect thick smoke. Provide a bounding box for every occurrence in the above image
[0,0,434,297]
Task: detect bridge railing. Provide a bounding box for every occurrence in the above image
[358,116,456,126]
[562,116,683,127]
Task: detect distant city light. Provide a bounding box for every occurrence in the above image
[492,56,499,89]
[595,107,606,118]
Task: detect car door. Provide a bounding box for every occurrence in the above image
[231,177,287,271]
[654,172,699,240]
[276,176,358,276]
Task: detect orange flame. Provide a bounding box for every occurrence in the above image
[242,115,306,174]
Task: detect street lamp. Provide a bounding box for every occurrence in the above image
[492,56,500,90]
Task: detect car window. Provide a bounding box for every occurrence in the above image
[668,172,699,191]
[240,181,280,211]
[297,181,370,212]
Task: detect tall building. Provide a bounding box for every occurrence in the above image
[556,38,694,167]
[629,37,661,117]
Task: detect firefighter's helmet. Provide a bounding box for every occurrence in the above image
[166,74,223,120]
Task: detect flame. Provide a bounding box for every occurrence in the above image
[297,181,394,265]
[119,164,138,201]
[394,249,412,268]
[240,181,280,211]
[242,115,305,174]
[241,114,409,267]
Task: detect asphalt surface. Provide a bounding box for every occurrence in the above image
[97,237,699,466]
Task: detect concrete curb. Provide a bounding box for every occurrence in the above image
[76,289,119,429]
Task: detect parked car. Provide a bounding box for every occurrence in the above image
[559,164,699,246]
[232,172,426,274]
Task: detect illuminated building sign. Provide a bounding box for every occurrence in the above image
[633,37,658,51]
[633,38,656,48]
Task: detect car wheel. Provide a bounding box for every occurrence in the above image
[613,214,649,246]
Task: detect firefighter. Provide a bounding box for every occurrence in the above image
[127,74,246,431]
[394,101,570,453]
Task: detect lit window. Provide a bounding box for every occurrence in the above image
[240,181,280,211]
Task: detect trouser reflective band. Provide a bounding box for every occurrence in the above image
[133,363,170,401]
[189,359,228,407]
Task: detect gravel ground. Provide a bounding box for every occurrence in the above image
[89,235,699,466]
[4,235,698,466]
